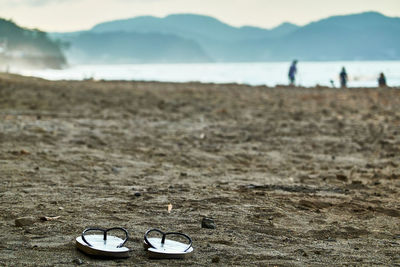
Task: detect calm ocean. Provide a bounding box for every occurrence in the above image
[17,61,400,88]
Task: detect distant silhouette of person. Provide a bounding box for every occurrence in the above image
[288,60,298,85]
[378,72,387,87]
[339,67,348,88]
[330,79,335,88]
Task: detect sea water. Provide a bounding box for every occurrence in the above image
[16,61,400,88]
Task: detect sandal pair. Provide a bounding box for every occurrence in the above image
[75,227,193,259]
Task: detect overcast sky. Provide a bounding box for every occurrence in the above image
[1,0,399,32]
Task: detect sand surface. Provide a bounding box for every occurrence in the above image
[0,73,399,266]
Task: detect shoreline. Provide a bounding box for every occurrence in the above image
[13,60,400,88]
[2,72,399,90]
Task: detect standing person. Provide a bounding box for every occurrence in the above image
[339,67,348,88]
[378,72,387,87]
[288,60,298,86]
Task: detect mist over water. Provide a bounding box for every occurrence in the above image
[18,61,400,87]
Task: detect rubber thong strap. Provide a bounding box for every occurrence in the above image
[144,228,192,252]
[81,227,129,248]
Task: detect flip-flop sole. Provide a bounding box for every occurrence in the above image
[76,235,131,258]
[144,237,193,259]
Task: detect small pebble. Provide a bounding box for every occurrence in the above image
[15,217,36,227]
[134,192,141,197]
[336,174,348,181]
[72,258,84,265]
[201,217,216,229]
[111,167,121,174]
[211,256,220,263]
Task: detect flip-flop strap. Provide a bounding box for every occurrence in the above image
[81,227,129,248]
[144,229,193,252]
[106,227,129,248]
[165,232,193,252]
[144,229,165,249]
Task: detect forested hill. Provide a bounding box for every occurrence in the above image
[0,19,66,69]
[56,11,400,63]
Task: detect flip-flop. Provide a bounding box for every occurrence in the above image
[76,227,131,258]
[143,229,193,259]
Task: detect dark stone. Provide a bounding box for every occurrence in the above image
[296,249,308,257]
[365,163,375,169]
[111,167,121,174]
[201,217,216,229]
[72,258,84,265]
[336,174,348,181]
[134,192,141,197]
[211,256,220,263]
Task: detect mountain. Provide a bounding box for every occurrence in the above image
[64,31,210,64]
[90,14,299,61]
[54,12,400,64]
[0,18,66,69]
[92,14,298,41]
[267,22,299,38]
[266,12,400,60]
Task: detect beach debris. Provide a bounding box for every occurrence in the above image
[199,133,205,139]
[15,217,36,227]
[211,256,220,263]
[72,258,84,265]
[111,166,121,174]
[336,174,348,182]
[201,217,216,229]
[167,203,173,213]
[134,192,141,197]
[10,149,30,156]
[40,216,60,221]
[20,149,30,155]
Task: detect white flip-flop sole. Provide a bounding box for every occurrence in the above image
[76,235,131,258]
[144,237,194,259]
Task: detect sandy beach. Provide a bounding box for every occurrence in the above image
[0,73,399,266]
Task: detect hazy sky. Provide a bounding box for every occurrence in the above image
[1,0,400,32]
